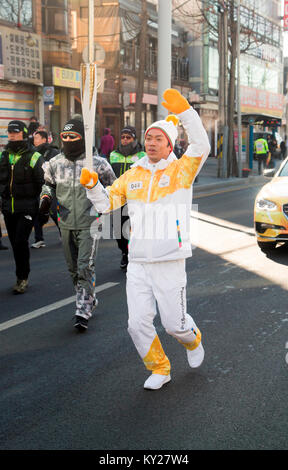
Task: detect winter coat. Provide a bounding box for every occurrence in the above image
[0,141,44,215]
[86,107,210,263]
[34,142,60,161]
[109,142,146,177]
[99,129,114,157]
[41,152,116,230]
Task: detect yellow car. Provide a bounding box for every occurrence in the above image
[254,159,288,253]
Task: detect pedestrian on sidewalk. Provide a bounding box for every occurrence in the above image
[80,88,210,389]
[0,120,44,293]
[40,117,116,331]
[31,130,60,249]
[280,139,286,160]
[254,136,269,174]
[99,128,114,159]
[109,125,145,270]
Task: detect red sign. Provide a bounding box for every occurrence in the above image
[284,0,288,31]
[240,86,283,118]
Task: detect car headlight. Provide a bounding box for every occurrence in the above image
[256,198,277,211]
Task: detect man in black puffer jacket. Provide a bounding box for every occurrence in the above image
[0,120,44,293]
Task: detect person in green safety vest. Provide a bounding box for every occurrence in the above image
[254,136,269,175]
[109,126,145,270]
[0,120,44,294]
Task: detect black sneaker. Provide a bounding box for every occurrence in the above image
[120,253,128,269]
[74,315,88,331]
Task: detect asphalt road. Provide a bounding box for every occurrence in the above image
[1,182,288,452]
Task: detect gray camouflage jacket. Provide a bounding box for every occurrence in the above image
[41,152,116,230]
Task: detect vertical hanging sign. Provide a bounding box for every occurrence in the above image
[284,0,288,31]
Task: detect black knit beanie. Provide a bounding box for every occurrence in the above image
[61,118,85,139]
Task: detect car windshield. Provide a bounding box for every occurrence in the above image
[278,160,288,176]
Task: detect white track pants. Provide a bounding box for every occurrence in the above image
[126,260,202,375]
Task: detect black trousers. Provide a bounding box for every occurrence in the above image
[257,154,267,175]
[33,197,60,242]
[114,206,129,256]
[3,212,35,280]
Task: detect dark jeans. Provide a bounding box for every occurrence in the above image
[33,197,60,242]
[257,154,267,175]
[114,206,129,256]
[3,212,35,280]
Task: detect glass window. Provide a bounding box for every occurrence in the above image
[42,0,68,34]
[0,0,32,27]
[208,47,218,90]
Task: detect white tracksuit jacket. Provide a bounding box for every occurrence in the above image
[86,106,210,375]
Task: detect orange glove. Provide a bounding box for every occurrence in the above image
[80,167,98,189]
[162,88,190,114]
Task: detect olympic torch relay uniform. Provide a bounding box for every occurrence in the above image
[83,95,210,381]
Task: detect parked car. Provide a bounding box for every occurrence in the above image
[254,157,288,253]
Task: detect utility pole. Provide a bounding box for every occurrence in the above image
[236,0,242,177]
[217,1,228,178]
[157,0,172,120]
[135,0,148,142]
[88,0,94,63]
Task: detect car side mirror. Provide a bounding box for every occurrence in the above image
[263,168,275,177]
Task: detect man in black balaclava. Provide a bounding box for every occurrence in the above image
[0,120,44,293]
[39,117,116,332]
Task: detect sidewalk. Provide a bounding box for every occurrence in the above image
[194,156,275,192]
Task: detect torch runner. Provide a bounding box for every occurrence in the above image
[80,0,97,170]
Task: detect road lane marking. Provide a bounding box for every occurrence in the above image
[0,282,119,332]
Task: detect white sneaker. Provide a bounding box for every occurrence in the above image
[187,342,205,368]
[31,240,46,249]
[144,374,171,390]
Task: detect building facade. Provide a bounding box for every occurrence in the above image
[173,0,284,159]
[0,0,76,147]
[70,0,191,146]
[0,0,284,158]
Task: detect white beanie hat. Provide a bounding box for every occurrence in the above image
[145,115,179,150]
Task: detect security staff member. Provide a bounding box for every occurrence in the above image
[0,120,44,293]
[254,137,269,175]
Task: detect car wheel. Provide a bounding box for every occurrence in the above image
[257,241,277,253]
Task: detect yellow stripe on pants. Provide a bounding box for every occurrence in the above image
[177,328,202,351]
[143,335,171,375]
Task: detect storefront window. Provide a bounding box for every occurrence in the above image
[41,0,68,35]
[0,0,32,27]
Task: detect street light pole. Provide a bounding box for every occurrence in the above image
[218,1,228,178]
[236,0,242,177]
[157,0,172,120]
[88,0,94,63]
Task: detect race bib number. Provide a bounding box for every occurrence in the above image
[129,181,143,191]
